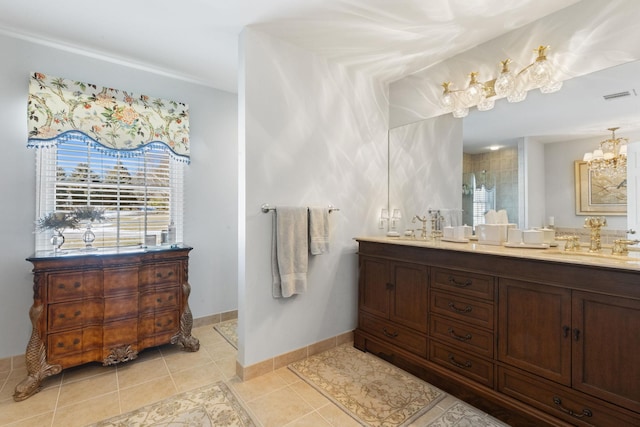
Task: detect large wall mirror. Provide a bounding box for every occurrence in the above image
[389,59,640,235]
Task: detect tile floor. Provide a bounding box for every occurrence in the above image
[0,324,501,427]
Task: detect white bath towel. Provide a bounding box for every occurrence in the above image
[272,207,309,298]
[308,207,330,255]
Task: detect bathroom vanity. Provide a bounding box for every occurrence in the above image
[354,237,640,426]
[14,246,199,401]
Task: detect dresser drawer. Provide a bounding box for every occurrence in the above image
[104,294,139,321]
[432,268,494,300]
[430,314,494,358]
[498,367,640,427]
[103,318,138,348]
[139,288,180,313]
[47,327,103,360]
[430,290,494,330]
[360,313,427,358]
[103,267,138,295]
[140,262,180,287]
[48,299,103,331]
[429,341,494,388]
[47,271,101,302]
[139,310,180,337]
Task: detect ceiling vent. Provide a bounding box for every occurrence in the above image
[603,90,634,100]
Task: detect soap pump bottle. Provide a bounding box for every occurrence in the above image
[167,221,176,244]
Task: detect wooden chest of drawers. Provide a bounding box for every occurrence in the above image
[14,246,199,401]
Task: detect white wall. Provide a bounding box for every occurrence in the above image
[0,33,238,358]
[238,28,387,366]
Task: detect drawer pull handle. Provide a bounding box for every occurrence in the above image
[562,325,570,338]
[385,283,395,291]
[448,302,472,313]
[168,271,173,277]
[58,313,65,319]
[157,272,163,277]
[448,276,472,287]
[382,328,398,338]
[157,298,162,303]
[448,354,472,369]
[74,282,81,288]
[73,338,80,345]
[58,283,66,289]
[448,328,472,342]
[552,396,593,419]
[57,342,64,348]
[74,310,81,317]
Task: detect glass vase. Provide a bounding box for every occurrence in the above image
[51,230,65,252]
[83,222,96,250]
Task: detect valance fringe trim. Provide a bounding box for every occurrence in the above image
[28,130,190,163]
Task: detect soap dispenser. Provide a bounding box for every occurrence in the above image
[167,221,176,244]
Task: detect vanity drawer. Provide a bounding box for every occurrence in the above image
[429,341,493,388]
[430,290,494,330]
[104,294,139,321]
[360,313,427,358]
[432,268,494,300]
[139,310,180,346]
[47,271,101,302]
[498,367,640,427]
[429,314,494,358]
[47,326,103,360]
[103,267,138,295]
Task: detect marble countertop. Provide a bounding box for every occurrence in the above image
[355,236,640,272]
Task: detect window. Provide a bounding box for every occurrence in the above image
[35,138,184,251]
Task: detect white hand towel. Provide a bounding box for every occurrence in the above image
[272,207,308,298]
[308,207,330,255]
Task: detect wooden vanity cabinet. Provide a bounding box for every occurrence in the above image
[358,256,428,357]
[14,247,199,401]
[354,239,640,426]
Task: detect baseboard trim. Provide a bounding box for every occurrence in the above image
[236,330,354,381]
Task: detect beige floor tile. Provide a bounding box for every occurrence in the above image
[289,380,331,409]
[203,341,237,361]
[116,357,169,389]
[316,404,362,427]
[285,411,333,427]
[57,371,117,408]
[61,362,114,385]
[52,391,120,427]
[247,386,314,427]
[0,386,59,426]
[214,356,238,380]
[230,370,289,402]
[163,347,214,373]
[0,368,27,402]
[4,410,54,427]
[118,375,177,413]
[274,367,301,385]
[171,361,225,393]
[409,395,458,426]
[131,346,163,363]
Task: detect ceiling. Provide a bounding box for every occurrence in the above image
[0,0,579,94]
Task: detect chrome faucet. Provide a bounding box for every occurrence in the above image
[584,216,607,253]
[412,215,428,239]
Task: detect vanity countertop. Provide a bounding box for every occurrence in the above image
[355,236,640,272]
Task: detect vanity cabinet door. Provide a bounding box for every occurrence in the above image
[498,278,572,386]
[389,261,428,333]
[358,256,390,319]
[572,291,640,413]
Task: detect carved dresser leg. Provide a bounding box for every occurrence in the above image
[13,305,62,401]
[171,282,200,352]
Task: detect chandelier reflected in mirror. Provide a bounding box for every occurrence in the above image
[441,45,562,118]
[583,127,628,178]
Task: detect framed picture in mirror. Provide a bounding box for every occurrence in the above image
[574,161,626,215]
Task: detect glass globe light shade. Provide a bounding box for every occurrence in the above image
[583,152,593,162]
[540,80,563,94]
[507,90,527,103]
[530,59,551,87]
[477,97,495,111]
[494,71,515,97]
[441,92,454,110]
[592,149,604,160]
[604,151,615,160]
[452,107,469,118]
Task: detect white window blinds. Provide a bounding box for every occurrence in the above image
[35,139,184,251]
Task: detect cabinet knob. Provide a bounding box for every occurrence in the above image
[386,283,395,291]
[573,328,581,341]
[562,325,570,338]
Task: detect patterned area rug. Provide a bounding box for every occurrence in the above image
[88,381,255,427]
[289,344,446,427]
[428,401,509,427]
[214,319,238,349]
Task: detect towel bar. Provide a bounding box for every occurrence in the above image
[261,203,339,213]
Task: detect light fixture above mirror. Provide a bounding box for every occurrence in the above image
[583,127,628,178]
[440,45,562,118]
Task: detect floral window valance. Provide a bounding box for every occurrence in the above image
[27,72,190,162]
